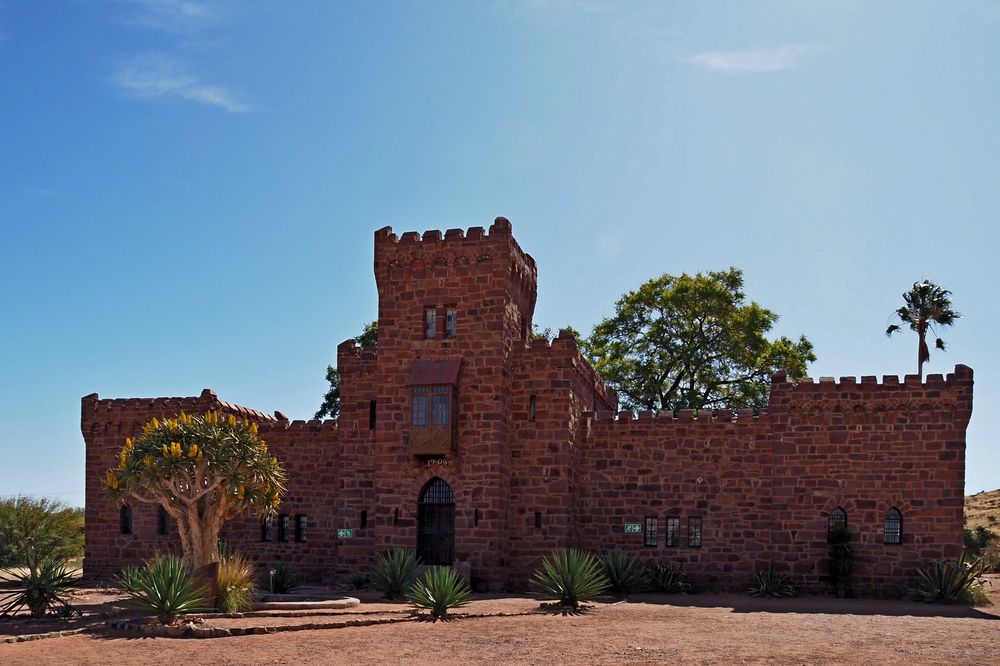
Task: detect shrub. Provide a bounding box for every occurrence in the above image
[405,566,471,620]
[646,561,690,594]
[0,547,76,619]
[0,497,84,568]
[351,574,369,590]
[530,549,609,609]
[915,553,990,605]
[262,562,299,594]
[116,554,207,624]
[747,563,796,598]
[598,549,647,599]
[370,549,420,600]
[216,551,256,613]
[828,527,854,595]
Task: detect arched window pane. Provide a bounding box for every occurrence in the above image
[884,508,902,544]
[828,507,847,542]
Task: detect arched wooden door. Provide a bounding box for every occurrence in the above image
[417,477,455,565]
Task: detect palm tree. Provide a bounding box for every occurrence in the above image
[886,280,960,379]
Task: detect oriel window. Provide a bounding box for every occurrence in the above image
[412,386,450,426]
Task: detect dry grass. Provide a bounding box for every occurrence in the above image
[966,488,1000,531]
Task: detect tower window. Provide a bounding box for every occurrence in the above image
[445,306,457,338]
[157,506,169,535]
[529,395,537,422]
[119,505,133,535]
[665,517,680,547]
[645,516,658,547]
[535,511,542,529]
[688,517,702,547]
[828,507,847,542]
[369,400,377,430]
[261,516,273,542]
[277,514,289,542]
[884,508,902,544]
[425,307,438,338]
[361,510,368,529]
[295,514,308,542]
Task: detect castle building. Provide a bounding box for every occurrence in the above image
[82,218,973,592]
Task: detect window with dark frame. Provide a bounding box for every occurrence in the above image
[295,514,307,542]
[534,511,542,529]
[688,517,702,547]
[474,508,480,526]
[665,517,680,547]
[277,514,289,542]
[369,400,376,429]
[445,306,457,338]
[645,516,658,547]
[884,508,902,544]
[119,505,133,535]
[425,307,437,338]
[157,506,169,535]
[828,507,847,542]
[361,510,368,529]
[529,395,537,422]
[412,385,450,426]
[261,516,272,542]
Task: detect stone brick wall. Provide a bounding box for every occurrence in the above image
[81,219,974,594]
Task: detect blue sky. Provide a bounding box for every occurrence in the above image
[1,1,997,507]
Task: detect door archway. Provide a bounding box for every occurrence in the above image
[417,477,455,565]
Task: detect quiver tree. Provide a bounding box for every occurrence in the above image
[105,411,286,569]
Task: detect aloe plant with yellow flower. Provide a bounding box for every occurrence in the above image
[105,411,286,569]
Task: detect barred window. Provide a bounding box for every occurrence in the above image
[688,517,702,548]
[360,510,368,529]
[412,386,450,426]
[445,306,457,338]
[645,516,658,547]
[666,517,680,547]
[884,508,902,544]
[157,506,169,535]
[261,516,272,542]
[828,507,847,542]
[425,307,438,338]
[295,514,308,543]
[277,514,289,542]
[529,395,537,422]
[119,505,133,535]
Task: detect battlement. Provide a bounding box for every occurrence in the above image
[772,364,973,393]
[81,388,277,425]
[513,329,618,412]
[587,408,764,426]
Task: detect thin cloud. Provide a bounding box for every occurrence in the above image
[685,44,820,74]
[111,54,250,113]
[118,0,216,32]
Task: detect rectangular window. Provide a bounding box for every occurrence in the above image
[645,516,658,547]
[119,505,133,535]
[412,386,449,426]
[445,306,457,338]
[360,510,368,529]
[666,517,680,547]
[529,395,537,422]
[295,515,308,543]
[369,400,377,430]
[425,307,437,338]
[157,506,169,535]
[534,511,542,529]
[688,517,702,548]
[261,517,272,542]
[474,508,480,527]
[277,514,289,542]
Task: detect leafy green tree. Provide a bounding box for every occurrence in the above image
[105,411,286,569]
[585,268,814,412]
[315,321,378,419]
[0,496,83,568]
[885,280,960,378]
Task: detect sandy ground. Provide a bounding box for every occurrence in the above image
[2,583,999,665]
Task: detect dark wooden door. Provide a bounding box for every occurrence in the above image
[417,478,455,565]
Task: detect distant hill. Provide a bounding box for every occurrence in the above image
[966,488,1000,530]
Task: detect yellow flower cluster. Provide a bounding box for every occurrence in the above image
[106,470,119,490]
[163,441,184,458]
[204,411,219,424]
[143,454,154,469]
[178,412,193,426]
[187,444,203,461]
[227,414,237,427]
[142,417,161,435]
[248,422,259,436]
[236,482,246,501]
[118,437,135,470]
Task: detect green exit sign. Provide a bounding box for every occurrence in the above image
[337,529,353,538]
[624,523,642,533]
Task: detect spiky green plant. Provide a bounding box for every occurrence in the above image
[598,549,647,599]
[405,566,471,620]
[0,545,76,619]
[916,553,990,605]
[216,550,256,613]
[370,549,420,600]
[530,549,609,609]
[351,574,369,590]
[646,561,690,594]
[260,561,299,594]
[117,554,207,624]
[747,563,796,598]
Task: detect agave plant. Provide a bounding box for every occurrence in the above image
[405,566,471,620]
[598,549,647,599]
[116,554,207,624]
[646,561,690,594]
[747,563,796,598]
[530,549,609,609]
[216,550,256,613]
[916,553,990,604]
[261,561,299,594]
[0,545,76,619]
[370,549,420,600]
